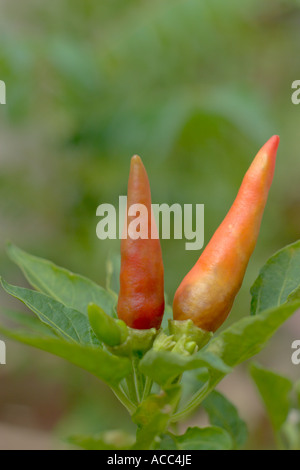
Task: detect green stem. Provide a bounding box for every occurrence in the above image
[171,377,224,422]
[126,374,138,404]
[111,385,137,415]
[142,376,153,401]
[132,356,144,403]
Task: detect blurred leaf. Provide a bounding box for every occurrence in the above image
[281,410,300,450]
[1,278,95,345]
[157,434,178,450]
[132,386,181,450]
[170,426,232,450]
[202,390,248,449]
[69,430,135,450]
[0,324,132,386]
[47,36,99,93]
[7,243,116,317]
[105,252,120,301]
[0,308,58,337]
[250,363,293,432]
[251,240,300,315]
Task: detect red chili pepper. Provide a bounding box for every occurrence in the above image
[117,155,165,330]
[173,136,280,332]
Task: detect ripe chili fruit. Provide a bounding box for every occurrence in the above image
[173,135,280,332]
[117,155,165,330]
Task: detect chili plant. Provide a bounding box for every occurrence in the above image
[1,136,300,450]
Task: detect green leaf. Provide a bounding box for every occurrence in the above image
[171,426,232,450]
[250,240,300,315]
[179,369,210,404]
[0,324,132,386]
[156,434,178,450]
[132,386,181,450]
[202,390,248,449]
[287,287,300,302]
[0,308,58,337]
[1,279,94,345]
[139,349,231,386]
[250,363,293,432]
[205,300,300,371]
[178,371,247,448]
[69,430,135,450]
[7,243,116,317]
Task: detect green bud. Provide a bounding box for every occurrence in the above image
[172,335,190,356]
[169,319,213,350]
[88,303,127,347]
[115,319,129,343]
[185,341,197,355]
[153,331,176,352]
[108,327,158,357]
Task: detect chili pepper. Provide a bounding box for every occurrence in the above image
[173,135,280,332]
[117,155,165,330]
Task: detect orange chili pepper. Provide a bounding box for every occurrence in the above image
[173,136,280,332]
[117,155,165,330]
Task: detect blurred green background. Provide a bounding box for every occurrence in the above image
[0,0,300,449]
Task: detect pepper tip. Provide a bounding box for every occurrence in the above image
[267,135,280,152]
[131,154,142,164]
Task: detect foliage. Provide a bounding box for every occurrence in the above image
[250,363,300,450]
[1,240,300,449]
[1,0,300,450]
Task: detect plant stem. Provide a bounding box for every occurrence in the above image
[171,377,224,422]
[132,356,144,403]
[125,374,138,404]
[142,376,153,401]
[111,385,136,415]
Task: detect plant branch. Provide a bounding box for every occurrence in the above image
[171,376,224,422]
[111,384,137,415]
